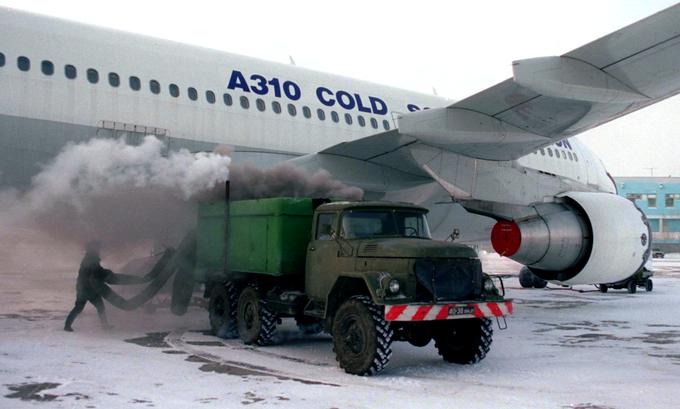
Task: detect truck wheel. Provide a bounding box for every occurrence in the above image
[237,286,277,346]
[599,284,608,293]
[518,267,534,288]
[627,279,637,294]
[208,283,238,339]
[645,279,653,292]
[332,295,393,376]
[434,318,493,364]
[532,275,548,289]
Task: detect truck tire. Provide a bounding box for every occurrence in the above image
[627,279,637,294]
[532,275,548,289]
[599,284,608,293]
[236,286,277,346]
[208,283,238,339]
[645,279,653,292]
[434,318,493,364]
[332,295,393,376]
[518,267,534,288]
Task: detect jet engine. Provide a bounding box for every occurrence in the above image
[490,192,650,285]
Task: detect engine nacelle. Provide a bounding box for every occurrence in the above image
[490,192,650,285]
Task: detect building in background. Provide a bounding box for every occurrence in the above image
[615,177,680,253]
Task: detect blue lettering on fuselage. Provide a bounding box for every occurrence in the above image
[226,69,391,115]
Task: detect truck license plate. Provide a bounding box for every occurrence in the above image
[448,306,474,316]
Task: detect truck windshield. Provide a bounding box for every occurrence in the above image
[340,209,431,239]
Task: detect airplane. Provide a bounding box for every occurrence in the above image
[1,5,679,288]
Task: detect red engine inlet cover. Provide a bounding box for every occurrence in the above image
[491,220,522,257]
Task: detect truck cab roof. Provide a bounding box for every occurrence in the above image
[316,201,428,213]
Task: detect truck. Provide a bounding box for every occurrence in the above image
[195,195,512,375]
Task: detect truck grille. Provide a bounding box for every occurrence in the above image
[414,258,482,302]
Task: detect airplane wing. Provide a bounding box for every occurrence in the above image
[323,4,680,164]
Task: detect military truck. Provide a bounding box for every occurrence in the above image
[196,197,512,375]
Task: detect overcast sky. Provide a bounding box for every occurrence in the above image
[1,0,678,176]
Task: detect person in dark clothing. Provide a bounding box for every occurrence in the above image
[64,241,113,331]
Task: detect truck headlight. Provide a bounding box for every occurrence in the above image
[388,279,400,294]
[483,278,495,292]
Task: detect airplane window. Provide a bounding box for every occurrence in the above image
[540,148,545,156]
[370,118,378,129]
[206,90,216,104]
[568,152,573,161]
[331,111,339,123]
[149,79,160,94]
[547,148,553,157]
[41,60,54,76]
[109,73,120,87]
[223,93,233,106]
[288,104,297,116]
[573,153,579,162]
[344,113,353,125]
[64,64,77,79]
[382,120,391,130]
[169,83,180,97]
[129,76,141,91]
[0,52,5,67]
[17,56,30,71]
[87,68,99,84]
[256,98,266,111]
[317,108,326,121]
[240,96,250,109]
[358,115,366,127]
[303,106,311,119]
[272,101,281,113]
[188,87,198,101]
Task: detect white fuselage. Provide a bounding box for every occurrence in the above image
[0,7,614,239]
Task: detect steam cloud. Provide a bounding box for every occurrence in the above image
[0,136,363,253]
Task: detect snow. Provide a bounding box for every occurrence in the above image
[2,258,680,408]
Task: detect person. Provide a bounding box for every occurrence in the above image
[64,241,113,331]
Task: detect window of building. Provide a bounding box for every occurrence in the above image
[562,151,567,159]
[358,115,366,127]
[223,93,233,106]
[547,148,553,157]
[41,60,54,76]
[87,68,99,84]
[648,194,657,208]
[17,56,30,71]
[64,64,77,79]
[256,98,266,111]
[317,108,326,121]
[272,101,281,113]
[187,87,198,101]
[169,83,179,97]
[287,104,297,116]
[206,90,216,104]
[370,118,378,129]
[626,193,641,203]
[129,76,141,91]
[302,106,311,119]
[540,148,545,156]
[109,73,120,87]
[0,52,5,67]
[344,113,353,125]
[382,120,391,130]
[573,153,578,162]
[149,79,160,94]
[568,152,573,161]
[240,96,250,109]
[331,111,339,123]
[666,194,680,208]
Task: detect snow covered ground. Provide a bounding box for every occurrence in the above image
[2,257,680,409]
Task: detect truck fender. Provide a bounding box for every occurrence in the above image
[325,273,383,320]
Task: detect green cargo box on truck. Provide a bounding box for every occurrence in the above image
[196,197,512,375]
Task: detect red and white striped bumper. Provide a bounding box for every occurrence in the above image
[384,300,513,322]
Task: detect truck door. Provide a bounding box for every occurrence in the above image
[306,212,340,301]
